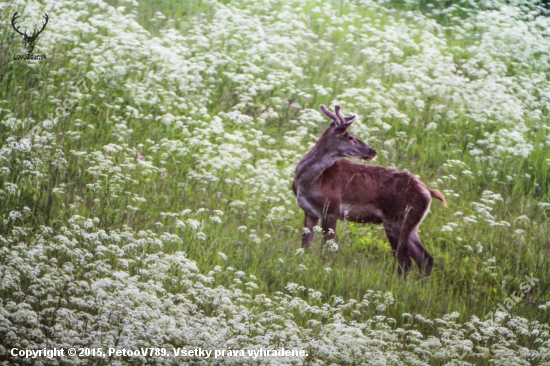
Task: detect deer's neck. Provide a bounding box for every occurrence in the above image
[295,145,338,190]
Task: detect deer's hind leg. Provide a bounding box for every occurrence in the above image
[409,231,434,276]
[406,189,434,275]
[384,222,412,275]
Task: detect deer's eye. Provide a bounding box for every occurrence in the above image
[348,136,354,141]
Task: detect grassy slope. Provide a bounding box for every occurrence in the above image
[1,0,549,343]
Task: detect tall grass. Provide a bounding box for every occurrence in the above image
[1,0,550,364]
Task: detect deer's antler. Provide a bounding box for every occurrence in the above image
[320,104,337,121]
[11,12,48,40]
[11,11,26,37]
[320,104,355,126]
[32,13,49,41]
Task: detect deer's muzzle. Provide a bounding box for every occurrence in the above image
[363,149,377,160]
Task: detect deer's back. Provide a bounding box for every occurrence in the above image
[318,159,431,223]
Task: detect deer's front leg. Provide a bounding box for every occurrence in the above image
[321,213,339,243]
[302,214,319,248]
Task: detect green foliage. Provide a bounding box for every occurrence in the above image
[1,0,550,363]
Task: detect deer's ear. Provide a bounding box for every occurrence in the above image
[333,121,353,135]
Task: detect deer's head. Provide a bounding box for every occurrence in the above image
[319,104,377,161]
[11,11,49,54]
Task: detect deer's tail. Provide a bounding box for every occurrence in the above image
[430,189,447,207]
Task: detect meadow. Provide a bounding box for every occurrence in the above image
[1,0,550,364]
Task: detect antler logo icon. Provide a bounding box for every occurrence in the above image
[11,11,49,54]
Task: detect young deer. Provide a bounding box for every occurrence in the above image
[292,104,446,275]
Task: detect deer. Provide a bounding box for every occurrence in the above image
[292,104,446,276]
[11,11,49,54]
